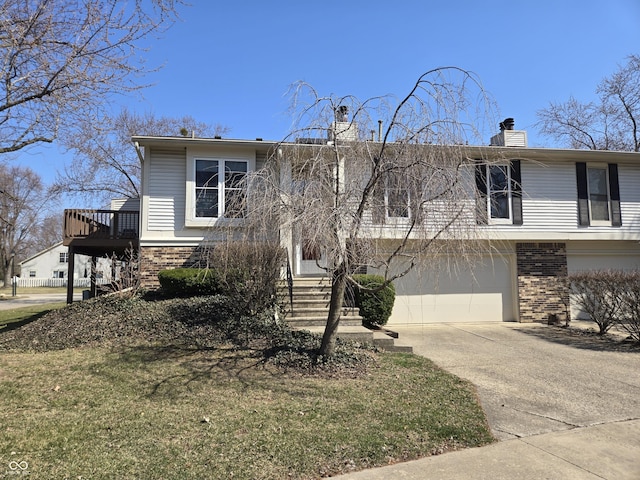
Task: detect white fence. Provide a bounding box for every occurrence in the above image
[14,278,110,288]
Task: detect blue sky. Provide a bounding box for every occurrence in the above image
[19,0,640,202]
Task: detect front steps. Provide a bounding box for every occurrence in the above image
[280,277,362,329]
[279,277,412,353]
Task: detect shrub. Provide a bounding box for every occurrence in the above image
[617,271,640,343]
[157,268,221,298]
[569,270,628,335]
[351,274,396,328]
[206,241,286,315]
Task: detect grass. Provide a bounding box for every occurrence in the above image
[0,296,494,479]
[0,303,66,330]
[0,286,84,296]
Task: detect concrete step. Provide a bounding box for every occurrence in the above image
[288,307,360,317]
[372,331,414,353]
[287,316,363,328]
[297,325,374,343]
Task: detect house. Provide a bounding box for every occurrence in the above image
[65,120,640,325]
[18,242,111,287]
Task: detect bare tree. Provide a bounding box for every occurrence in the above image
[52,108,229,203]
[537,55,640,151]
[0,165,47,286]
[20,212,63,260]
[0,0,184,155]
[246,67,497,357]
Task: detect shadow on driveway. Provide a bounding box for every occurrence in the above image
[512,325,640,353]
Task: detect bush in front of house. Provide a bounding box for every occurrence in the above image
[351,274,396,329]
[617,270,640,343]
[157,268,222,298]
[569,270,627,335]
[206,241,286,316]
[569,269,640,341]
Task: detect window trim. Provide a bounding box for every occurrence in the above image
[475,160,523,226]
[384,171,411,220]
[576,162,622,228]
[487,164,512,224]
[185,152,254,227]
[586,163,611,226]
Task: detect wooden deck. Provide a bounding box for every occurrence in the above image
[63,209,139,303]
[63,209,139,257]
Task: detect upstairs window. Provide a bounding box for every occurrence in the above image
[475,161,522,225]
[576,162,621,227]
[385,172,410,219]
[195,159,247,219]
[488,165,511,221]
[59,252,69,263]
[587,166,610,222]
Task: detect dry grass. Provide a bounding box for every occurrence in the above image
[0,296,494,479]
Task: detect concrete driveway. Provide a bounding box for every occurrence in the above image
[335,322,640,479]
[394,322,640,441]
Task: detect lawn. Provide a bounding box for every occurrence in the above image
[0,297,494,479]
[0,303,66,330]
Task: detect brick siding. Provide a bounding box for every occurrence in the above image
[516,242,570,323]
[139,246,206,288]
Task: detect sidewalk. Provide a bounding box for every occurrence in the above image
[333,419,640,479]
[0,292,80,310]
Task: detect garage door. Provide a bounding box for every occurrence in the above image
[385,255,515,325]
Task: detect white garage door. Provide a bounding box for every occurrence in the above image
[386,255,515,325]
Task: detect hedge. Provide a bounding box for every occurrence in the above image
[351,274,396,328]
[157,268,222,298]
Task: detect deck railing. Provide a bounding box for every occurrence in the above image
[64,209,139,241]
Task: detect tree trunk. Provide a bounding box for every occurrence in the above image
[319,262,347,358]
[3,257,12,288]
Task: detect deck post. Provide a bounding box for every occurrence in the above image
[90,256,98,298]
[66,247,75,304]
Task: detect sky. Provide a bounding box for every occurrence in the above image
[17,0,640,206]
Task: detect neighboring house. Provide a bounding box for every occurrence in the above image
[66,120,640,324]
[19,242,111,287]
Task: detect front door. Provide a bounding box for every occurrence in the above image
[295,237,326,276]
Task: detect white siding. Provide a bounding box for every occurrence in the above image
[147,148,185,231]
[483,160,640,238]
[19,244,111,280]
[619,164,640,226]
[519,162,576,230]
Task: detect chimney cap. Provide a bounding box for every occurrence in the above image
[500,118,515,131]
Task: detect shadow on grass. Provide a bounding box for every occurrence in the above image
[0,310,53,334]
[513,325,640,353]
[107,343,282,399]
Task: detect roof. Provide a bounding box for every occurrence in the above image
[19,241,64,266]
[131,135,640,164]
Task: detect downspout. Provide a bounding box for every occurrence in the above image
[134,142,144,164]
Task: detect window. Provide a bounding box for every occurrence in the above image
[488,165,511,220]
[53,271,65,279]
[194,159,248,219]
[29,270,36,278]
[588,166,610,222]
[475,161,522,225]
[576,162,621,227]
[385,172,410,219]
[59,252,69,263]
